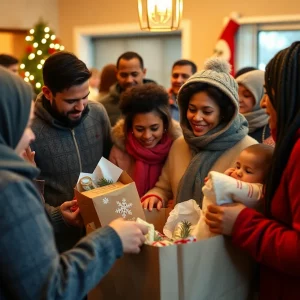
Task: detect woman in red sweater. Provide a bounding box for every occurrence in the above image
[205,42,300,300]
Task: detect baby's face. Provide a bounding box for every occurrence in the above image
[230,150,266,183]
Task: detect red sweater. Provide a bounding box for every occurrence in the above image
[232,134,300,300]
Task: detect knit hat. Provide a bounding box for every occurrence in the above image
[178,57,239,111]
[236,70,265,111]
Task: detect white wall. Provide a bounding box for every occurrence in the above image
[0,0,59,32]
[93,34,181,88]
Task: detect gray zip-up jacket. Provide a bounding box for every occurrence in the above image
[31,94,112,252]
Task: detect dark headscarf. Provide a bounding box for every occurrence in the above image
[0,66,38,179]
[0,67,33,148]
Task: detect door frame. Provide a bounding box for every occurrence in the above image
[73,20,191,67]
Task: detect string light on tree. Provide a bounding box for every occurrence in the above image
[28,53,35,60]
[20,20,65,94]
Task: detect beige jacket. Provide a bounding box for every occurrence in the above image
[142,135,257,204]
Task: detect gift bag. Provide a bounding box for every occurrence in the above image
[89,208,254,300]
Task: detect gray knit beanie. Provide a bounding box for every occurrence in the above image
[236,70,265,110]
[178,57,239,111]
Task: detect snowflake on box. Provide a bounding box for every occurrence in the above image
[103,197,109,205]
[115,198,133,218]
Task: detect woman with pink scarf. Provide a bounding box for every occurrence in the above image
[109,83,182,197]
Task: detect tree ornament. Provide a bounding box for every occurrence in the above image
[26,45,34,53]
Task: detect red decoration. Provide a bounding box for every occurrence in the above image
[48,48,56,54]
[26,45,34,53]
[53,38,60,44]
[213,19,240,75]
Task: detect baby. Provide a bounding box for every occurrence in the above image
[224,143,273,186]
[196,144,274,240]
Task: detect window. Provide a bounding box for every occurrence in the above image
[258,29,300,70]
[235,15,300,72]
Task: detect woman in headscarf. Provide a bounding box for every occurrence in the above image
[0,66,146,299]
[142,58,257,210]
[236,69,273,144]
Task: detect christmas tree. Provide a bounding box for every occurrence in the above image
[20,20,64,94]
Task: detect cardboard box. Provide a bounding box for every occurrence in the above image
[75,158,146,228]
[88,209,254,300]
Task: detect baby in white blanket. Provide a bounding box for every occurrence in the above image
[196,144,274,240]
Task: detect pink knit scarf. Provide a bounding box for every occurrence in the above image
[126,132,173,197]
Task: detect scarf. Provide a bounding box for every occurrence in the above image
[176,114,248,207]
[243,109,269,133]
[126,132,173,197]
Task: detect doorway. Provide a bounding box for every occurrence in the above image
[0,29,27,60]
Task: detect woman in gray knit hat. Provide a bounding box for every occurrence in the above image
[236,70,272,144]
[142,57,257,210]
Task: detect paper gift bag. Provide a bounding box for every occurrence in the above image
[96,243,179,300]
[177,236,254,300]
[90,208,178,300]
[90,208,254,300]
[75,157,145,228]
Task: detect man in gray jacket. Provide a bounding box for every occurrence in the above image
[31,51,112,252]
[100,51,155,126]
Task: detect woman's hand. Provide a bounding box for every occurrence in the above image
[141,196,163,211]
[205,203,246,236]
[22,146,36,166]
[167,199,175,209]
[60,200,83,227]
